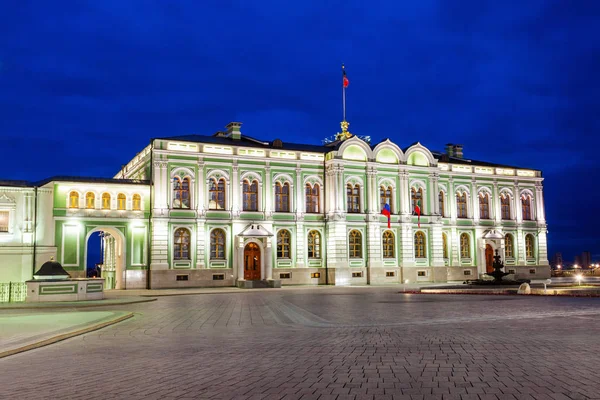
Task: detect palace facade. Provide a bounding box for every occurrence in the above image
[0,121,549,289]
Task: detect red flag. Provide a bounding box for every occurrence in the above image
[343,68,349,88]
[381,203,391,229]
[415,201,421,228]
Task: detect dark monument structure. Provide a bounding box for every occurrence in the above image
[469,249,529,285]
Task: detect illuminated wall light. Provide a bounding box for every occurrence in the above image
[204,145,233,155]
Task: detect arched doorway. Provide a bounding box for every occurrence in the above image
[244,243,261,280]
[485,244,494,273]
[85,227,126,289]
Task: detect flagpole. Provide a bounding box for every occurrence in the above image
[342,64,346,121]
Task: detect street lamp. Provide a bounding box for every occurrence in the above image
[576,274,583,286]
[556,265,561,270]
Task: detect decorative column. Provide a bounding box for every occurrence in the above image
[237,237,245,281]
[231,164,240,216]
[471,178,479,222]
[430,173,439,215]
[450,227,459,267]
[336,164,345,213]
[493,180,501,224]
[399,170,410,215]
[264,164,272,216]
[535,183,546,223]
[265,238,273,280]
[537,228,549,266]
[196,221,205,269]
[295,167,306,268]
[366,163,377,213]
[197,160,205,214]
[295,166,304,217]
[448,177,456,223]
[514,181,522,223]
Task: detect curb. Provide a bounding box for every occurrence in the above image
[0,311,134,359]
[0,297,156,310]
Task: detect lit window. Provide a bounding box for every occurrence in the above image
[505,234,514,258]
[479,193,490,219]
[411,187,423,214]
[275,182,290,212]
[173,177,191,209]
[525,234,535,258]
[346,184,361,213]
[439,191,445,217]
[0,211,8,232]
[501,195,511,220]
[117,193,126,210]
[349,230,362,258]
[243,179,258,211]
[210,229,226,260]
[307,230,321,258]
[209,178,226,210]
[305,183,320,213]
[522,195,532,220]
[456,192,467,218]
[277,230,291,258]
[460,233,470,258]
[382,230,395,258]
[132,194,141,211]
[174,228,191,260]
[102,193,111,210]
[380,186,392,213]
[86,192,95,209]
[414,231,426,258]
[69,192,79,208]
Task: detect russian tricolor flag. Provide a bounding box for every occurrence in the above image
[381,203,391,228]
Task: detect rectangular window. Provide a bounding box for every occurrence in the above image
[417,271,427,277]
[508,269,516,274]
[275,183,290,212]
[385,271,395,277]
[463,270,472,276]
[176,275,189,281]
[279,273,291,279]
[352,271,363,278]
[501,196,511,219]
[310,272,321,278]
[347,184,360,213]
[243,180,258,211]
[305,184,320,213]
[457,193,467,218]
[529,269,536,274]
[212,274,225,280]
[0,211,8,232]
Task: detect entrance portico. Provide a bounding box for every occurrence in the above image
[478,229,504,277]
[235,224,274,286]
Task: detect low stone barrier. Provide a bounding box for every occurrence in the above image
[26,279,105,302]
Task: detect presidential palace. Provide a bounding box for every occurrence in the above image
[0,121,549,289]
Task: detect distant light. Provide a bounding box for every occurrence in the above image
[404,279,409,284]
[557,265,561,270]
[576,274,583,282]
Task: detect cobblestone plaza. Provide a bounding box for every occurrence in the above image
[2,287,600,399]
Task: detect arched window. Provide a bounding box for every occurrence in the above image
[479,193,490,219]
[101,193,111,210]
[275,182,290,212]
[307,230,321,258]
[210,229,226,260]
[305,183,320,213]
[132,194,141,211]
[505,234,514,258]
[349,230,362,258]
[117,193,126,210]
[525,234,535,259]
[501,195,511,220]
[209,178,226,210]
[173,177,191,209]
[456,192,468,218]
[243,179,258,211]
[346,184,361,213]
[277,230,291,258]
[173,228,191,260]
[86,192,95,209]
[382,230,395,258]
[380,186,392,213]
[69,191,79,208]
[439,191,445,217]
[522,195,532,220]
[414,231,426,258]
[411,187,423,214]
[460,233,470,258]
[442,233,448,259]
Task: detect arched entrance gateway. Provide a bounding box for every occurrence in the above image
[85,227,126,290]
[485,244,494,273]
[480,229,504,276]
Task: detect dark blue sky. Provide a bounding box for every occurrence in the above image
[1,1,599,262]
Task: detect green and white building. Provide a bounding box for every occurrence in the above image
[0,121,549,289]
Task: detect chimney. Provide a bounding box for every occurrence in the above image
[453,144,463,159]
[445,143,454,157]
[225,122,242,140]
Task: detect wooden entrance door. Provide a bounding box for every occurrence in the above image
[244,243,261,280]
[485,244,494,273]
